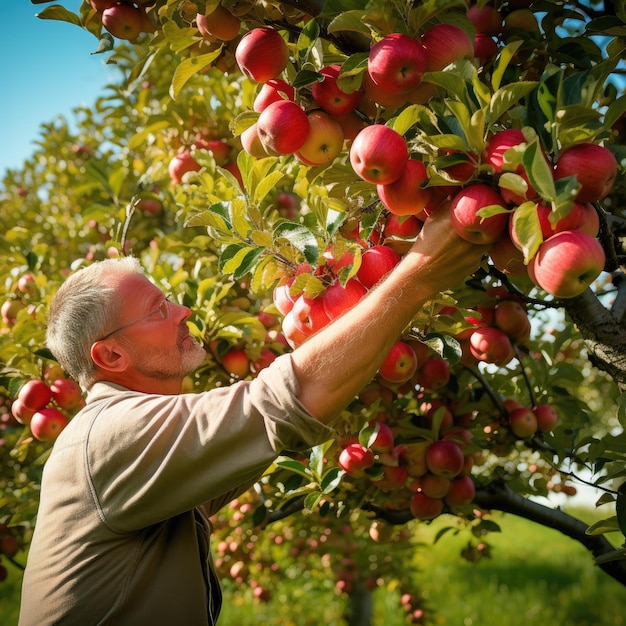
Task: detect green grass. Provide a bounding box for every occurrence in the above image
[2,507,625,626]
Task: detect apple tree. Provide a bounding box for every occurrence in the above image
[2,0,626,621]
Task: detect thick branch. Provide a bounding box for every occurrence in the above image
[473,480,626,586]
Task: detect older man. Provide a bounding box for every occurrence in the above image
[19,209,485,625]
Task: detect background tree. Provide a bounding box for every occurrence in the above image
[2,0,626,622]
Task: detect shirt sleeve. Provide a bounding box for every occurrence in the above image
[84,354,335,533]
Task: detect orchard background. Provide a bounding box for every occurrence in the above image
[2,0,626,623]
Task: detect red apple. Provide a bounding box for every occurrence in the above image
[474,33,500,62]
[196,5,240,41]
[253,79,295,113]
[90,0,116,10]
[30,407,69,443]
[508,407,538,438]
[221,348,250,378]
[449,183,509,244]
[410,491,444,520]
[373,464,409,491]
[530,230,606,298]
[10,398,35,425]
[367,33,428,94]
[311,65,363,115]
[273,277,296,316]
[415,356,451,391]
[533,403,559,433]
[420,23,474,71]
[383,214,423,240]
[484,128,527,173]
[426,440,465,478]
[467,4,503,36]
[503,8,540,38]
[350,125,409,185]
[18,380,52,412]
[378,341,418,384]
[445,475,476,508]
[554,142,618,203]
[419,473,451,499]
[489,230,527,276]
[322,279,367,320]
[493,300,529,339]
[397,441,429,477]
[16,273,37,295]
[50,378,84,411]
[240,123,269,158]
[367,420,395,453]
[281,310,309,348]
[356,245,401,289]
[339,443,375,477]
[291,294,331,335]
[469,326,515,365]
[377,159,432,216]
[168,150,201,184]
[1,298,25,326]
[196,138,231,166]
[361,71,411,109]
[257,100,310,155]
[235,27,289,83]
[295,111,344,166]
[101,2,143,41]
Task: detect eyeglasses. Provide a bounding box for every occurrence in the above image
[97,294,172,341]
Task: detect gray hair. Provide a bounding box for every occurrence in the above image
[46,257,144,389]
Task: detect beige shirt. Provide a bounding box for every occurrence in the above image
[19,354,333,625]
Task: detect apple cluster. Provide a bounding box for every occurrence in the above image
[337,413,476,522]
[10,377,84,443]
[0,524,22,583]
[88,0,157,43]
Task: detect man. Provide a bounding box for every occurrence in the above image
[19,209,485,625]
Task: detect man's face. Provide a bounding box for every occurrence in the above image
[109,274,207,381]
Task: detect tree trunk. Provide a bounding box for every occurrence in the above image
[344,580,374,626]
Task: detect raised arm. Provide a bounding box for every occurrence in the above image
[290,207,488,424]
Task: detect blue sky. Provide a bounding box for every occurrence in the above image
[1,1,115,175]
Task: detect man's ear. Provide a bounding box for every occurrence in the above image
[91,340,130,373]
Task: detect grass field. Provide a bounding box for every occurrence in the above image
[3,506,625,626]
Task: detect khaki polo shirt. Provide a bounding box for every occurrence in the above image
[19,354,333,625]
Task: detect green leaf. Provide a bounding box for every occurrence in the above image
[275,459,313,480]
[586,516,621,536]
[490,82,539,124]
[605,95,626,130]
[320,467,343,493]
[232,248,266,280]
[252,170,285,206]
[522,141,557,202]
[616,482,626,537]
[36,5,81,26]
[327,10,371,36]
[273,223,319,265]
[491,40,523,92]
[509,201,543,264]
[170,50,223,100]
[304,490,324,511]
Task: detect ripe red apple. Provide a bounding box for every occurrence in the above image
[530,230,606,298]
[322,278,367,320]
[493,300,529,339]
[291,294,331,335]
[253,79,295,113]
[489,230,527,276]
[383,214,423,240]
[356,245,401,289]
[445,475,476,508]
[257,100,310,155]
[373,464,409,491]
[533,403,559,433]
[196,5,240,41]
[377,159,432,216]
[367,33,428,94]
[554,142,618,203]
[338,443,375,477]
[90,0,116,10]
[10,398,35,425]
[449,183,509,244]
[251,348,277,373]
[426,440,465,479]
[415,356,450,391]
[221,348,250,378]
[350,125,409,184]
[311,65,363,115]
[378,341,418,384]
[410,491,444,520]
[101,2,143,41]
[467,4,503,36]
[508,406,538,438]
[420,23,474,71]
[195,138,231,166]
[16,273,37,295]
[168,150,201,184]
[295,111,344,166]
[0,535,19,558]
[235,27,289,83]
[30,407,69,443]
[50,378,84,411]
[18,380,53,412]
[361,71,411,109]
[1,298,26,326]
[240,123,268,158]
[484,128,528,173]
[419,473,451,499]
[474,33,500,63]
[469,326,515,365]
[367,420,395,453]
[281,310,309,348]
[273,277,296,315]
